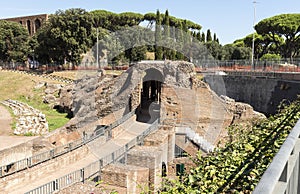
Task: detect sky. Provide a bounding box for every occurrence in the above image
[0,0,299,44]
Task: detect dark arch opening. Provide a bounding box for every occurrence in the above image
[27,20,31,35]
[35,19,41,31]
[136,68,163,123]
[162,162,167,177]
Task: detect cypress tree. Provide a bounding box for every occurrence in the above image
[176,21,185,60]
[196,31,201,41]
[213,33,217,42]
[201,32,205,42]
[164,10,170,60]
[164,10,170,37]
[155,9,163,60]
[206,29,212,42]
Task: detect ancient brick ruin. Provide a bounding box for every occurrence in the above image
[1,14,48,36]
[0,61,265,193]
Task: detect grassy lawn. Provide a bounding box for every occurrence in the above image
[0,71,70,132]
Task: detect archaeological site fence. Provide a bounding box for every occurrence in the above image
[0,109,136,178]
[1,58,300,73]
[194,58,300,73]
[24,119,161,194]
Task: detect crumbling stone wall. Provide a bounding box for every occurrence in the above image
[126,127,175,192]
[2,99,48,135]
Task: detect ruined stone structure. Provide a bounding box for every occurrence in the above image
[0,61,265,193]
[1,14,48,36]
[1,99,48,135]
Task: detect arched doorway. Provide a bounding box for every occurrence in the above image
[137,68,163,123]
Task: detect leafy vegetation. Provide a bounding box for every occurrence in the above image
[161,98,300,193]
[0,20,29,62]
[232,13,300,61]
[35,8,94,65]
[0,9,298,67]
[255,14,300,60]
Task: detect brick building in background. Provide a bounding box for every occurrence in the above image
[1,14,48,36]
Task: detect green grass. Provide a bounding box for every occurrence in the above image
[17,90,69,132]
[0,71,70,132]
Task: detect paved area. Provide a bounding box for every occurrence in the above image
[9,118,151,194]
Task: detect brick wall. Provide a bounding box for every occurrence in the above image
[101,164,149,194]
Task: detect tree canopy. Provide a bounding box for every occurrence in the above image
[255,13,300,59]
[35,8,94,65]
[0,20,29,63]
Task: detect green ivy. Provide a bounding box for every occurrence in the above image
[161,98,300,193]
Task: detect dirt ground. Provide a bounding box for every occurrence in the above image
[0,105,12,136]
[0,105,37,151]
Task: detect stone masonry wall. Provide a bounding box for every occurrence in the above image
[2,99,48,135]
[101,164,149,194]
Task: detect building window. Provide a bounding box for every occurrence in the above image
[35,19,41,31]
[176,163,185,177]
[27,20,31,35]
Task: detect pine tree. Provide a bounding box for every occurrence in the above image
[155,9,163,60]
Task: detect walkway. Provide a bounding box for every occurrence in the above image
[7,117,150,194]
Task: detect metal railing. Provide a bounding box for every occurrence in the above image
[194,58,300,71]
[253,119,300,194]
[0,110,136,178]
[24,119,160,194]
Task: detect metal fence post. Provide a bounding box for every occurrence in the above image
[99,159,103,180]
[27,158,31,168]
[50,149,54,159]
[53,179,58,191]
[112,152,115,163]
[81,168,85,183]
[68,143,72,152]
[107,129,112,140]
[125,144,128,164]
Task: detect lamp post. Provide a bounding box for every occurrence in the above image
[251,1,257,70]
